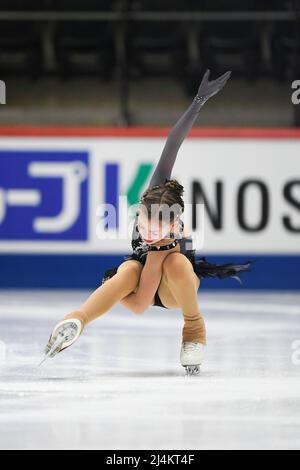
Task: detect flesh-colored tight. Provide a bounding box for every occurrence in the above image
[64,254,206,345]
[162,252,206,345]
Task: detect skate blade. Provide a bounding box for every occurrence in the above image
[38,355,49,367]
[38,338,64,367]
[38,350,54,367]
[184,365,201,376]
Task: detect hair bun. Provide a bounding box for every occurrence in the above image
[164,179,184,196]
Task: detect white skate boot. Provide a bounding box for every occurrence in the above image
[39,319,83,366]
[180,342,206,376]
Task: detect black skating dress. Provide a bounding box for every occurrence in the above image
[101,89,253,308]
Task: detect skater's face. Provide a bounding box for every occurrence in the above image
[137,210,175,244]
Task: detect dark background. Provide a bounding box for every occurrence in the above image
[0,0,299,127]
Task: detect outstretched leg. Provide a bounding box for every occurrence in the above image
[161,252,206,345]
[64,260,143,327]
[42,260,144,361]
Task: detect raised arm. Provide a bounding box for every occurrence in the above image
[148,69,232,187]
[131,69,232,240]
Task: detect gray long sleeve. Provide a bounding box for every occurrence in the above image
[148,98,203,188]
[131,98,205,241]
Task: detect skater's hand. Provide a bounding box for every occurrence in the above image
[125,252,167,314]
[195,69,232,105]
[121,247,179,314]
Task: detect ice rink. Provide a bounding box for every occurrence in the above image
[0,290,299,450]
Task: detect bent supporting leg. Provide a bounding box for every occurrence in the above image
[162,253,206,345]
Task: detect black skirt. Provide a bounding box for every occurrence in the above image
[190,254,254,285]
[101,250,254,286]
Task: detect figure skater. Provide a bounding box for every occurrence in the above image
[42,70,253,375]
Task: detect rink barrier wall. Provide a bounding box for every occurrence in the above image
[0,126,299,290]
[0,126,300,138]
[0,254,299,290]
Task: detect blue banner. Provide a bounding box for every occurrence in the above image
[0,151,89,241]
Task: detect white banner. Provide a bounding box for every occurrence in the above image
[0,136,299,254]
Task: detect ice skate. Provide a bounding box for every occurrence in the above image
[39,319,83,366]
[180,342,206,376]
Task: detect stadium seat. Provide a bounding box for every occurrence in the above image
[0,21,43,76]
[0,0,54,10]
[198,0,285,11]
[199,23,261,80]
[127,0,197,83]
[271,21,300,80]
[54,21,116,78]
[54,0,119,11]
[127,25,189,81]
[130,0,195,11]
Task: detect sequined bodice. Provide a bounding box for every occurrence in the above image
[131,218,195,260]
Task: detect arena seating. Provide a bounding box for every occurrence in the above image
[0,21,43,76]
[0,1,298,98]
[272,20,300,80]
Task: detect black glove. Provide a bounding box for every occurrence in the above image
[194,69,232,107]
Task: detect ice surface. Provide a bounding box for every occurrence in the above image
[0,290,299,450]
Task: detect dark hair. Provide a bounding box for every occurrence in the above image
[139,178,184,224]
